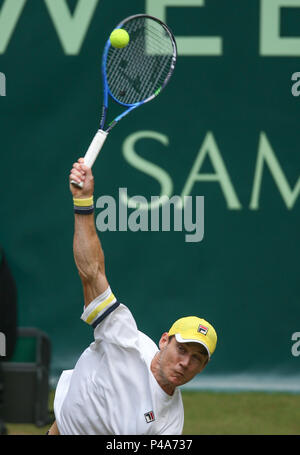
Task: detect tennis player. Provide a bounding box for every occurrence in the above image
[48,159,217,435]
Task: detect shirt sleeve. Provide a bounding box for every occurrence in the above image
[80,286,140,349]
[80,286,120,328]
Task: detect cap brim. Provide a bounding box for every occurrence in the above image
[175,333,211,358]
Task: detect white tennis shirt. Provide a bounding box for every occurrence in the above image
[54,286,184,435]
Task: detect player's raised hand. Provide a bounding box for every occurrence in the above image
[69,158,94,198]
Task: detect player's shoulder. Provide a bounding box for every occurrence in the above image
[138,330,158,349]
[138,330,159,364]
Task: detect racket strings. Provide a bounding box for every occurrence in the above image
[116,22,172,97]
[113,45,171,104]
[108,30,148,99]
[106,17,175,105]
[112,44,169,103]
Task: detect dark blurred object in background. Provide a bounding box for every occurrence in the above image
[0,247,18,435]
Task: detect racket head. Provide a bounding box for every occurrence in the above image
[102,14,177,110]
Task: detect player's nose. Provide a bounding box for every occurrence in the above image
[179,355,190,368]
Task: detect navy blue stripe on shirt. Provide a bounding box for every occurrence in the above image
[91,302,120,329]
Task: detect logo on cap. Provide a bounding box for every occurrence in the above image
[197,324,208,335]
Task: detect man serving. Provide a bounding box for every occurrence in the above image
[48,158,217,435]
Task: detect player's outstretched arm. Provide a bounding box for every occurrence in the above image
[69,158,109,307]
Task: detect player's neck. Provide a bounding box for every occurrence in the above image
[150,353,175,396]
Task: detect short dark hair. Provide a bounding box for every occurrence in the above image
[167,334,175,343]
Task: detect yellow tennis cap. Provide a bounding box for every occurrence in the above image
[168,316,217,358]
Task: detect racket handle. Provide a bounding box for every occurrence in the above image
[84,129,108,167]
[71,129,108,188]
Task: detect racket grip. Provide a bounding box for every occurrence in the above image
[71,129,108,188]
[83,129,108,168]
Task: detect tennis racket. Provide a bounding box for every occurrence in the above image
[71,13,177,188]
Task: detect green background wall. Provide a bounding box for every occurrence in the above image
[1,0,299,390]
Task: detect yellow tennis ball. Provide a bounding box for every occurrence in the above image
[109,29,130,49]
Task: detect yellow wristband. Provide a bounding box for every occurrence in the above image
[73,197,94,207]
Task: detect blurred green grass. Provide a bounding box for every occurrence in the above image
[181,391,300,435]
[5,390,300,435]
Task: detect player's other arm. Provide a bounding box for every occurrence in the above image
[69,158,109,307]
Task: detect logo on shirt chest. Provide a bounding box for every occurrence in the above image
[144,410,155,423]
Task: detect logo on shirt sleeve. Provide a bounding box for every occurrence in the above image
[144,411,155,423]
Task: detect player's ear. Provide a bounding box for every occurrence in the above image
[159,332,170,350]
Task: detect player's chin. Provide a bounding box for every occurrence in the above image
[170,374,187,386]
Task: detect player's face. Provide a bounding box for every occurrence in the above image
[156,334,208,392]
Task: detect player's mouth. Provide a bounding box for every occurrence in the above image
[174,370,185,379]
